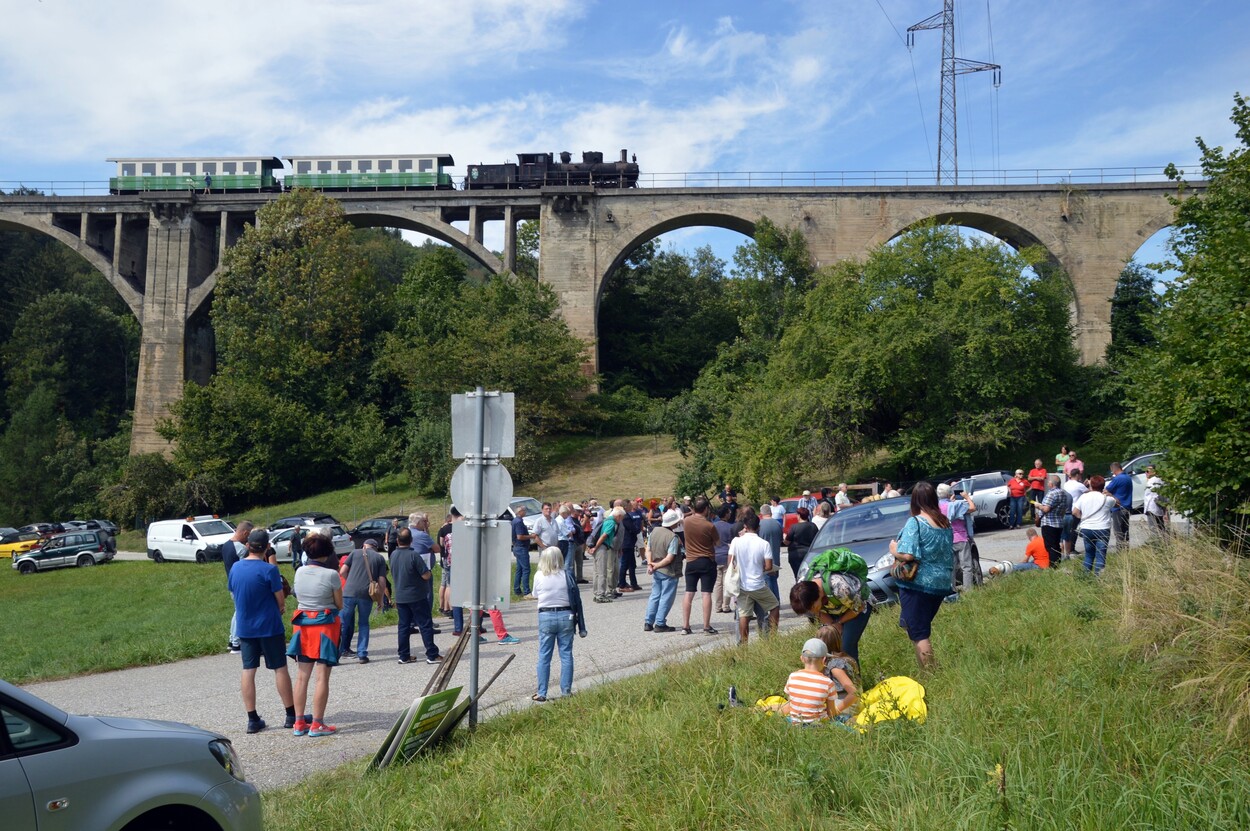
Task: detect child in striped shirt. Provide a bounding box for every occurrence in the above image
[782,638,843,724]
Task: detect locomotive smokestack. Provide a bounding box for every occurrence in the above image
[620,149,628,162]
[560,151,572,164]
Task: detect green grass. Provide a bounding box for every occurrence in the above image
[263,541,1250,830]
[0,559,400,683]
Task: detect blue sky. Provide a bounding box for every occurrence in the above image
[2,0,1246,264]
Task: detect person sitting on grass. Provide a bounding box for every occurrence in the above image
[780,638,851,724]
[815,624,859,720]
[988,528,1047,577]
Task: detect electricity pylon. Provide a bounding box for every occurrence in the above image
[908,0,1001,185]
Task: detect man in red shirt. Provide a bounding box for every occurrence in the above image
[1027,459,1048,524]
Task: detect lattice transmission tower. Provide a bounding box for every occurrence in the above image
[908,0,1001,185]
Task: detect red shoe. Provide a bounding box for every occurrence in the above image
[309,721,337,737]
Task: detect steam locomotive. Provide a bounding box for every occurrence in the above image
[465,150,640,190]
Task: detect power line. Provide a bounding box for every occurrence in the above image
[875,0,935,172]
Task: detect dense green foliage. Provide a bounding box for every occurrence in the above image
[670,223,1079,498]
[1128,93,1250,533]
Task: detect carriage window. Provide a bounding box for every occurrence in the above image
[222,162,237,174]
[162,163,176,175]
[122,164,136,176]
[242,161,258,174]
[182,162,197,175]
[377,159,392,172]
[202,162,217,174]
[419,159,433,172]
[358,160,372,172]
[338,160,353,173]
[141,163,156,175]
[398,159,413,172]
[317,161,331,173]
[297,161,311,174]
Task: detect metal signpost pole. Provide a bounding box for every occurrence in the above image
[468,386,485,728]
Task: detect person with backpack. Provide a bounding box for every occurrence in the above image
[789,547,872,665]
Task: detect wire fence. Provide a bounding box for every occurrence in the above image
[0,165,1193,198]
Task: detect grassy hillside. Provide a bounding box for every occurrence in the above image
[264,536,1250,829]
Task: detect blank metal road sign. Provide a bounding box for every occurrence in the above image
[450,392,515,459]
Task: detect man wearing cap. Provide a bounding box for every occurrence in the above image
[797,490,818,515]
[228,529,296,734]
[338,538,388,664]
[728,513,780,644]
[221,520,254,654]
[644,509,684,633]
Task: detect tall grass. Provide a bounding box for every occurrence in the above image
[262,541,1250,830]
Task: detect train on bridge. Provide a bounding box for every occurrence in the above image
[107,150,640,194]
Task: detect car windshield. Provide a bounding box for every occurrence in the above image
[512,498,542,516]
[812,499,913,546]
[193,520,234,536]
[781,499,800,512]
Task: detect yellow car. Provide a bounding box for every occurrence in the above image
[0,531,42,559]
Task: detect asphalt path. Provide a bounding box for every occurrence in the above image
[27,517,1160,792]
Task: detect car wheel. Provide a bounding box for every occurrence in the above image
[152,550,164,563]
[995,500,1011,528]
[195,550,207,564]
[18,560,35,575]
[77,554,96,567]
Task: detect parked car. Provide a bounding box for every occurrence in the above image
[12,530,115,574]
[146,516,235,563]
[0,678,262,831]
[0,531,42,559]
[950,470,1013,528]
[779,496,805,534]
[1119,451,1165,512]
[799,496,978,607]
[269,524,353,563]
[350,515,407,548]
[17,523,63,539]
[501,496,542,541]
[268,512,341,532]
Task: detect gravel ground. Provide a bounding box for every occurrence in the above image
[28,516,1161,791]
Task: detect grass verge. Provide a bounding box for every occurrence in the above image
[264,536,1250,829]
[0,560,400,683]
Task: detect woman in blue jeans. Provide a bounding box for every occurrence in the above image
[789,547,873,667]
[1072,474,1117,574]
[1007,469,1030,529]
[532,547,587,702]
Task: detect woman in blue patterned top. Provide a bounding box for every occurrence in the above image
[889,481,954,669]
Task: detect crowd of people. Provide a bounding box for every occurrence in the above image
[219,453,1169,733]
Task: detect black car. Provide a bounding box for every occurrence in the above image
[349,515,407,548]
[269,513,340,532]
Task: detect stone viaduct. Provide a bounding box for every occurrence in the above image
[0,181,1183,454]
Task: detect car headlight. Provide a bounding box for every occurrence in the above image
[873,552,894,570]
[208,739,246,782]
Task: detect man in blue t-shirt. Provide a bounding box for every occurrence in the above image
[1106,462,1134,549]
[227,529,295,734]
[511,506,533,598]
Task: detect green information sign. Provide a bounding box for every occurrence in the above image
[370,686,464,771]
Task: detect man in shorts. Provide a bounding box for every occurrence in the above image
[727,513,779,644]
[227,529,295,734]
[680,497,721,635]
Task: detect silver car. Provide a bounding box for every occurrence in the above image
[269,523,353,562]
[0,679,261,831]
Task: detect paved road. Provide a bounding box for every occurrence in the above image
[28,518,1160,791]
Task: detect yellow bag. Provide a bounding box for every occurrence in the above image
[755,694,787,715]
[852,676,927,732]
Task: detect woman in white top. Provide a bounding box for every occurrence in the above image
[287,533,343,736]
[1071,474,1120,575]
[533,546,576,702]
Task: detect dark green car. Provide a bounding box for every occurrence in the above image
[12,530,115,574]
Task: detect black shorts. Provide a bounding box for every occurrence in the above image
[684,558,716,593]
[898,588,945,642]
[240,635,288,670]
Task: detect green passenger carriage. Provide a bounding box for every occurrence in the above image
[108,157,283,193]
[282,154,455,190]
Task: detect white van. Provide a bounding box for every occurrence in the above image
[146,515,236,563]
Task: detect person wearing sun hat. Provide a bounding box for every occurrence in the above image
[643,509,684,633]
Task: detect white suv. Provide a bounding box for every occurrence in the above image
[953,470,1013,528]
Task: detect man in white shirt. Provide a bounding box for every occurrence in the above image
[835,483,853,510]
[533,502,561,551]
[727,513,779,644]
[1061,472,1089,558]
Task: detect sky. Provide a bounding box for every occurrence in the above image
[2,0,1246,266]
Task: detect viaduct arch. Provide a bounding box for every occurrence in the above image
[0,182,1185,454]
